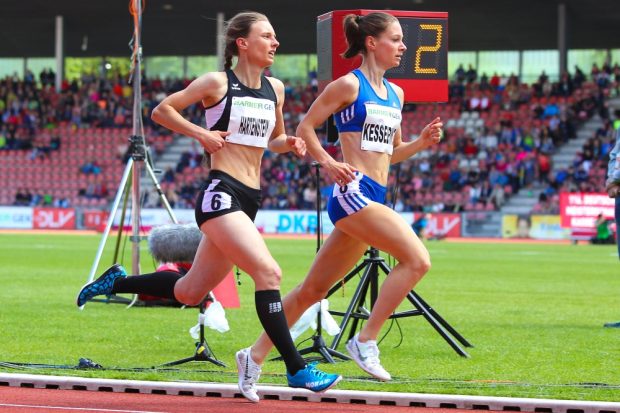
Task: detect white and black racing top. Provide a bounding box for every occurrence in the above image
[204,69,277,148]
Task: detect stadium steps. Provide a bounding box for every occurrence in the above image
[608,97,620,121]
[139,135,196,194]
[499,185,545,216]
[551,116,604,171]
[151,136,196,172]
[462,211,503,237]
[500,101,618,216]
[551,95,620,172]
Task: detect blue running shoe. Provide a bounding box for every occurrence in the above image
[76,264,127,307]
[286,362,342,392]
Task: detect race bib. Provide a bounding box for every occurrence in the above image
[201,179,232,213]
[360,103,401,155]
[331,172,362,197]
[226,96,276,148]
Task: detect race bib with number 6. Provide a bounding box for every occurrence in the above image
[201,179,232,212]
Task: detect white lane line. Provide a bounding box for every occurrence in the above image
[0,404,166,413]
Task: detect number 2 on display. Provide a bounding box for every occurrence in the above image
[414,24,442,75]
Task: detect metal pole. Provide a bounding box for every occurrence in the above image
[54,15,64,93]
[216,12,225,71]
[130,0,144,276]
[558,3,567,75]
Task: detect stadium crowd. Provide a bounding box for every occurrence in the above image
[1,62,619,213]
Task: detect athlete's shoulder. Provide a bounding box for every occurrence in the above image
[192,72,228,107]
[264,75,284,92]
[387,80,405,107]
[194,71,227,87]
[327,72,359,95]
[264,76,284,106]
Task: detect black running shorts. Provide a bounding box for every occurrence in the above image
[194,170,262,227]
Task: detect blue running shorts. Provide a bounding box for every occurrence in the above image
[326,172,387,224]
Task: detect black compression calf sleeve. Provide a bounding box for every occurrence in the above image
[111,271,181,300]
[255,290,305,375]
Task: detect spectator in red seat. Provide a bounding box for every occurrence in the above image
[490,72,500,90]
[537,150,552,182]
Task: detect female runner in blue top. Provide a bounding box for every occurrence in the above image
[238,12,443,390]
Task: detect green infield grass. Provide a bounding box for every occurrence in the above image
[0,233,618,401]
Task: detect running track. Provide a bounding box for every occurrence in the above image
[0,386,495,413]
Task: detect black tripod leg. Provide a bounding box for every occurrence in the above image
[376,259,472,355]
[297,336,336,364]
[158,299,226,368]
[325,261,368,299]
[195,341,227,367]
[158,340,226,368]
[330,264,373,350]
[406,292,470,357]
[319,345,350,363]
[377,260,393,276]
[346,269,374,344]
[317,347,336,363]
[159,356,197,367]
[410,291,473,348]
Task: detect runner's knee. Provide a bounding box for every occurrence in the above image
[295,282,329,307]
[174,283,207,306]
[402,252,431,279]
[253,261,282,290]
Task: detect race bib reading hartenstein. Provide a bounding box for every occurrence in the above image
[360,103,401,155]
[226,96,276,148]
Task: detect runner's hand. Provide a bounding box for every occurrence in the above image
[198,130,230,154]
[606,182,620,198]
[419,117,443,149]
[322,159,356,186]
[286,136,307,157]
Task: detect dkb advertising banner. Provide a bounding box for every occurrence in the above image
[254,210,335,234]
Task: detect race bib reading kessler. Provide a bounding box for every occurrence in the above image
[226,96,276,148]
[360,103,402,155]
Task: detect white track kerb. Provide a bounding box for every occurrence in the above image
[1,373,618,413]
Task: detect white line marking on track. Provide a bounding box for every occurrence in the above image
[0,404,167,413]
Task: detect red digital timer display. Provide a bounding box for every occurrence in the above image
[317,10,449,103]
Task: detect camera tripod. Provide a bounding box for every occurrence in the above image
[81,0,177,308]
[158,294,226,368]
[326,247,473,357]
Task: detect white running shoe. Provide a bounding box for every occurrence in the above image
[345,334,392,381]
[235,347,262,403]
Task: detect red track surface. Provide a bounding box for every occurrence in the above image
[0,386,502,413]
